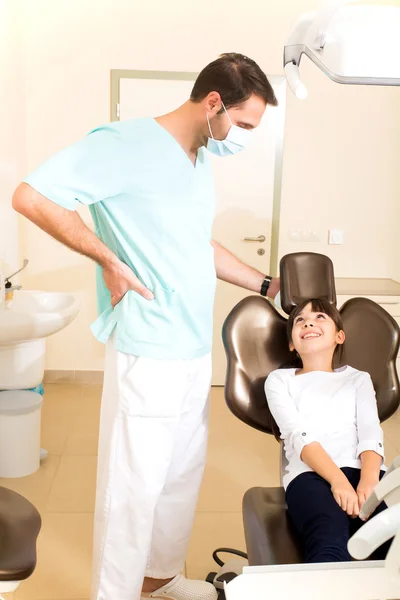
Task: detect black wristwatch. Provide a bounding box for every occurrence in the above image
[260,275,272,297]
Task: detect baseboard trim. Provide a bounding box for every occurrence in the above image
[44,370,223,387]
[44,370,104,384]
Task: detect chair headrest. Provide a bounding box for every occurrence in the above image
[280,252,336,315]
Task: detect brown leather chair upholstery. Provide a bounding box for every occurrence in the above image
[222,252,400,566]
[0,487,41,581]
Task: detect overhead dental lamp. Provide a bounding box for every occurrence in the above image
[284,1,400,99]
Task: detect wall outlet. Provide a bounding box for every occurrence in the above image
[328,229,345,245]
[289,230,319,243]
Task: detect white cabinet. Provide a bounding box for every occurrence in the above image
[335,278,400,374]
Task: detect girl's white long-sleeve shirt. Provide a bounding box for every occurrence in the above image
[264,366,385,489]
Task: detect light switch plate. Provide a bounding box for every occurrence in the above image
[328,229,345,245]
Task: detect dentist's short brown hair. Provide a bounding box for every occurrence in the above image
[190,53,278,110]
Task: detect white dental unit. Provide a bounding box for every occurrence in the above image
[225,2,400,599]
[226,457,400,599]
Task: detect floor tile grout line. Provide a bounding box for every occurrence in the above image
[43,454,64,512]
[42,511,96,515]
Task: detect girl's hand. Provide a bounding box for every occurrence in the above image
[357,475,380,520]
[331,474,360,517]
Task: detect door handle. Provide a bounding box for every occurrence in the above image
[243,235,266,243]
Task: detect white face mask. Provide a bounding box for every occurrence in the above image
[206,102,252,157]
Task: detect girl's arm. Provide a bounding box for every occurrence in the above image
[358,451,383,512]
[355,373,385,511]
[302,442,360,516]
[302,442,348,484]
[355,373,384,468]
[265,371,319,456]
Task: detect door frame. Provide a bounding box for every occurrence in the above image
[110,69,286,277]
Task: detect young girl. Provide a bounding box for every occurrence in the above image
[265,297,391,563]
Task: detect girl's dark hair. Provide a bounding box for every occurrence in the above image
[268,297,345,442]
[286,297,344,368]
[190,53,278,110]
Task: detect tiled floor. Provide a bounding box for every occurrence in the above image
[0,383,279,600]
[1,383,399,600]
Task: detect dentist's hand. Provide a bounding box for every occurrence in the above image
[103,260,154,308]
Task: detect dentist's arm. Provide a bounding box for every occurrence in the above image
[211,240,280,299]
[12,185,153,306]
[13,128,154,306]
[13,184,117,269]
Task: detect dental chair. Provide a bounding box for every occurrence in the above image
[222,251,400,566]
[0,486,41,596]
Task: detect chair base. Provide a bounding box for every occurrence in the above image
[243,486,302,566]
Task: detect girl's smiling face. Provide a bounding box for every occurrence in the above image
[290,302,345,358]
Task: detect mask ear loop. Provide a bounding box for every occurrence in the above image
[206,112,215,139]
[207,99,232,140]
[221,101,233,127]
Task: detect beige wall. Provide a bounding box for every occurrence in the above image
[12,0,400,371]
[0,0,25,274]
[279,59,400,279]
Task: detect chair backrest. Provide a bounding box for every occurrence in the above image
[222,252,400,435]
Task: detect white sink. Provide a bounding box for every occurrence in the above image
[0,290,80,346]
[0,290,80,389]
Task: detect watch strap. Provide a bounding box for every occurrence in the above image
[260,275,272,297]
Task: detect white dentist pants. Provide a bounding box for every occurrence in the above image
[91,331,212,600]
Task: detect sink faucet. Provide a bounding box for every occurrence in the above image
[0,259,28,308]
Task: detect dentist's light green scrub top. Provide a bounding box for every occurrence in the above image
[24,118,217,360]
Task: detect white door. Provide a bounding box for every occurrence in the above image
[117,74,286,384]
